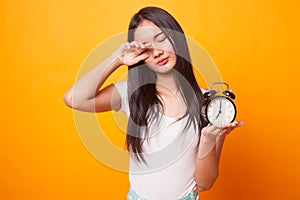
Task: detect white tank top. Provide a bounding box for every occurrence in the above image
[114,81,199,200]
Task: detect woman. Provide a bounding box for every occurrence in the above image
[63,6,242,200]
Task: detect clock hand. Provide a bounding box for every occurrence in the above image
[215,101,222,119]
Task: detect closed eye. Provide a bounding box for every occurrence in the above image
[156,34,167,42]
[154,32,167,42]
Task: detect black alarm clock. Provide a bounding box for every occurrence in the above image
[203,82,237,126]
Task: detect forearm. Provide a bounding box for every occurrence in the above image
[195,144,218,191]
[195,134,226,191]
[216,134,226,162]
[63,52,122,108]
[195,121,242,191]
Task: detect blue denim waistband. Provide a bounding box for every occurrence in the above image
[127,187,199,200]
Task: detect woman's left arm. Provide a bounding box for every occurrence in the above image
[195,121,244,191]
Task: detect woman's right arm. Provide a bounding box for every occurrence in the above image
[63,41,150,112]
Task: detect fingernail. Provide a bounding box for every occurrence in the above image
[238,121,245,126]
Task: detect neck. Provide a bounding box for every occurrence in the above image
[156,70,178,94]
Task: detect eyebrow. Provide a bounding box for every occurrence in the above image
[141,32,165,45]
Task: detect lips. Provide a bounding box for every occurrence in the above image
[157,57,169,66]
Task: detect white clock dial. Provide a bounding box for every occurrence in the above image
[206,97,236,126]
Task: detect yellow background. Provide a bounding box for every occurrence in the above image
[1,0,300,199]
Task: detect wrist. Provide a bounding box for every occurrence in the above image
[115,56,123,67]
[201,130,219,143]
[111,51,124,68]
[197,136,217,159]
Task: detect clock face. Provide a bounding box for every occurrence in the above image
[206,96,236,126]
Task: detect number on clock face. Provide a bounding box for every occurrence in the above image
[206,97,236,126]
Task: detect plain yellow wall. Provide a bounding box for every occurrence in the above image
[1,0,300,199]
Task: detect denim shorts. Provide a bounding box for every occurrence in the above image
[127,187,199,200]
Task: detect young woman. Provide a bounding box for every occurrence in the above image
[64,6,242,200]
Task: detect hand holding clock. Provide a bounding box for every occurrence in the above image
[198,121,244,159]
[201,121,244,141]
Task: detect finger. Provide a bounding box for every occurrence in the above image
[139,42,146,49]
[143,42,152,48]
[221,121,244,135]
[227,121,244,128]
[236,121,245,127]
[130,41,140,49]
[223,123,235,129]
[124,42,130,49]
[223,121,238,128]
[135,53,149,62]
[219,124,234,135]
[130,47,148,58]
[119,42,129,52]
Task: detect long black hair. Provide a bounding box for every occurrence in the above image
[126,6,206,162]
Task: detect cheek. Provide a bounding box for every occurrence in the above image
[164,38,176,53]
[143,53,151,63]
[143,57,156,70]
[161,41,175,54]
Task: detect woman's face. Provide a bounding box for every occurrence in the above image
[134,20,177,74]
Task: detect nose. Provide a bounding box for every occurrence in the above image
[152,47,163,59]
